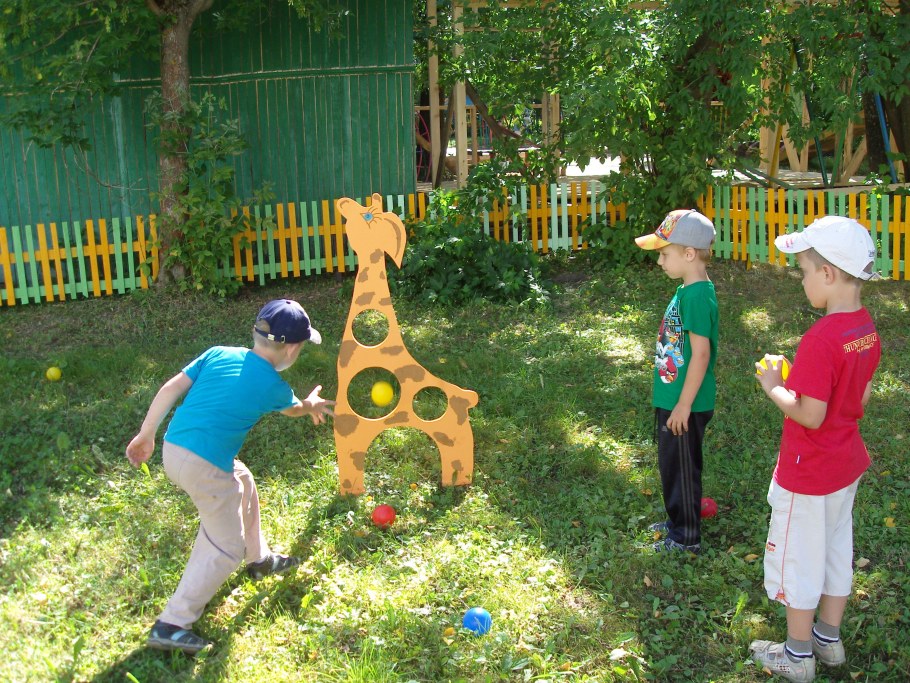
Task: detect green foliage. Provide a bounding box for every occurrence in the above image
[0,0,157,148]
[394,188,550,307]
[428,0,910,228]
[146,93,275,297]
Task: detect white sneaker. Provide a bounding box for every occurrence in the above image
[750,640,816,682]
[812,635,846,666]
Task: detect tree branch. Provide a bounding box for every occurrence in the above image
[464,81,523,141]
[145,0,166,19]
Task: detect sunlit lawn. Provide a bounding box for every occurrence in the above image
[1,257,907,682]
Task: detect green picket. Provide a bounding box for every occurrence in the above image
[61,222,77,301]
[253,206,266,285]
[264,204,277,281]
[311,201,323,275]
[22,226,42,303]
[878,197,890,276]
[299,202,313,276]
[112,218,125,295]
[72,221,89,299]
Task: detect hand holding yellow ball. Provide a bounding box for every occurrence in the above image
[755,355,790,381]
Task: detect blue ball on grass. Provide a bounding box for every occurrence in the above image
[462,607,492,635]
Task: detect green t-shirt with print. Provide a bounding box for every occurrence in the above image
[652,280,718,412]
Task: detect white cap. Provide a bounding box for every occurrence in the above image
[774,216,880,281]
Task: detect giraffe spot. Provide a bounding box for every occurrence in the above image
[387,411,410,425]
[352,451,366,472]
[380,297,393,306]
[337,340,358,369]
[397,364,426,381]
[355,291,375,306]
[380,345,407,358]
[357,269,370,283]
[334,413,359,437]
[433,432,455,447]
[369,248,383,264]
[451,459,464,472]
[450,395,475,424]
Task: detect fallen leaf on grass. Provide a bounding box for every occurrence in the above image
[855,557,870,568]
[609,648,629,661]
[443,627,455,637]
[884,517,896,527]
[744,553,760,562]
[643,575,652,587]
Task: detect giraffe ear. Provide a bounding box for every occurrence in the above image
[371,193,384,213]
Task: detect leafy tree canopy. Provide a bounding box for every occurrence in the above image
[428,0,910,228]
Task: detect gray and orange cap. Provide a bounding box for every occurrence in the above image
[255,299,322,344]
[635,209,716,250]
[774,215,880,281]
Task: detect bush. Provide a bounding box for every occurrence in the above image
[393,190,550,307]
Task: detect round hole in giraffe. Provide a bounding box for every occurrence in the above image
[348,368,399,418]
[413,386,448,421]
[352,309,389,347]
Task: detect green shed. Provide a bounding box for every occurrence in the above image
[0,0,415,234]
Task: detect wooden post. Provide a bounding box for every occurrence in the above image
[452,2,469,187]
[427,0,443,187]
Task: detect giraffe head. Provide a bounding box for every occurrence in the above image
[337,193,406,267]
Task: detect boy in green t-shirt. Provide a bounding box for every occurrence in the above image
[635,210,718,553]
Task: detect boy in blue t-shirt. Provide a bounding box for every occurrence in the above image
[126,299,334,654]
[635,210,718,553]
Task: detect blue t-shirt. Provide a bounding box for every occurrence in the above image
[164,346,299,471]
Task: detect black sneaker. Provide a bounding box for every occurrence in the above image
[652,537,700,554]
[147,621,212,655]
[648,520,671,534]
[246,553,301,581]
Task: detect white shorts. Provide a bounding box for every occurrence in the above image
[763,478,860,610]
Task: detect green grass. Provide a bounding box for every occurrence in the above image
[0,258,907,682]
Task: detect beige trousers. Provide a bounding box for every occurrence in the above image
[158,442,270,628]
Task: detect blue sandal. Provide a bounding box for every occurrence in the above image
[147,621,212,655]
[246,553,300,581]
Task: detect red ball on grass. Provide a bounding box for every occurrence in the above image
[700,497,718,518]
[371,504,396,528]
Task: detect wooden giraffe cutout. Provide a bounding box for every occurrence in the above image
[333,194,479,495]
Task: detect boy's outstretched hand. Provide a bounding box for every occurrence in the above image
[301,385,335,424]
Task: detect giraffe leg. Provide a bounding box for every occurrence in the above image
[335,437,367,496]
[435,426,475,488]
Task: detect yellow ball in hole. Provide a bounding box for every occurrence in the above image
[371,380,395,407]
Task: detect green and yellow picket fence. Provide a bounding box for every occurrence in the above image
[1,183,907,307]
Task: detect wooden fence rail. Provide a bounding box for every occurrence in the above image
[1,183,907,307]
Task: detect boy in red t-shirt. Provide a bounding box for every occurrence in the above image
[750,216,882,682]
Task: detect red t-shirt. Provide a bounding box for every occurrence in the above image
[773,308,881,495]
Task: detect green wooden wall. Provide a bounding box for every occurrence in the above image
[0,0,415,233]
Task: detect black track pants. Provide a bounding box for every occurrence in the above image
[655,407,713,547]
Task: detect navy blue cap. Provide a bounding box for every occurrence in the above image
[254,299,322,344]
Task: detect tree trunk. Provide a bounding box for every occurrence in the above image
[147,0,214,285]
